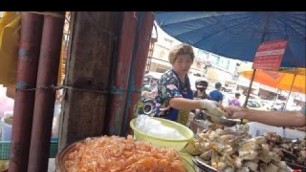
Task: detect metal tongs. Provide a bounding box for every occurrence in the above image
[192,156,218,172]
[202,110,241,127]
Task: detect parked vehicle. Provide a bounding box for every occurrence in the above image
[143,72,163,92]
[247,99,269,111]
[285,104,302,111]
[271,101,286,111]
[259,100,274,111]
[221,87,234,94]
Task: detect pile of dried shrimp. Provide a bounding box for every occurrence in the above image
[64,135,185,172]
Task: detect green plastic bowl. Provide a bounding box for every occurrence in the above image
[130,117,194,151]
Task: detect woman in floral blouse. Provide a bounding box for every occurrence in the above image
[154,44,225,125]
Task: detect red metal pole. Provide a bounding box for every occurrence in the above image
[9,13,44,172]
[105,12,137,135]
[126,12,155,135]
[28,12,65,172]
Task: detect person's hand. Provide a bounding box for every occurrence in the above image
[224,106,246,119]
[199,99,227,117]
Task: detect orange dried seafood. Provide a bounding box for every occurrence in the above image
[63,135,185,172]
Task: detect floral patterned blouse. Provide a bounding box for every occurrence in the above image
[154,69,193,117]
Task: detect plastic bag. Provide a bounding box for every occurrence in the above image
[0,12,21,87]
[135,115,185,139]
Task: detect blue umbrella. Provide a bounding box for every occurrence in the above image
[155,12,306,68]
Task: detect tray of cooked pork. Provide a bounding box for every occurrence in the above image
[264,132,306,171]
[185,126,306,172]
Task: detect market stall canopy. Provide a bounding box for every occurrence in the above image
[240,68,306,94]
[155,12,306,68]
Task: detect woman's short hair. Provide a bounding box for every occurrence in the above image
[168,44,195,64]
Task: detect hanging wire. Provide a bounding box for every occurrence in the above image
[15,84,108,94]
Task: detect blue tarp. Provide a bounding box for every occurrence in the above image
[155,12,306,68]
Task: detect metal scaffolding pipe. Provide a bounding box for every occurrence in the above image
[9,12,44,172]
[125,12,155,135]
[105,12,137,136]
[28,12,65,172]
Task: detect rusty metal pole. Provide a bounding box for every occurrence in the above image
[244,13,271,108]
[105,12,137,136]
[9,12,44,172]
[28,12,65,172]
[243,69,257,108]
[125,12,155,135]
